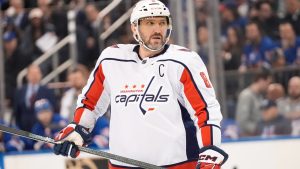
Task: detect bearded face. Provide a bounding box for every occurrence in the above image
[133,16,169,51]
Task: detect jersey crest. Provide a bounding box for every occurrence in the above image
[115,76,170,114]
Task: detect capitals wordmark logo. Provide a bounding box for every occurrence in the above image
[115,76,169,114]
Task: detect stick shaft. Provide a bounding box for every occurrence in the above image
[0,125,165,169]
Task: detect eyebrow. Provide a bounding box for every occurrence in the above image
[143,16,167,20]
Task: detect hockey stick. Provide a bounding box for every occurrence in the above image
[0,124,165,169]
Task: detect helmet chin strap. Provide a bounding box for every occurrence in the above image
[133,22,172,52]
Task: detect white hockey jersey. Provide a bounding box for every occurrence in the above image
[73,44,223,167]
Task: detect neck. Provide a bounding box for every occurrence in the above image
[139,45,163,59]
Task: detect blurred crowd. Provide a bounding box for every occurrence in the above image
[206,0,300,140]
[1,63,109,152]
[197,0,300,70]
[0,0,300,152]
[223,72,300,140]
[1,0,116,153]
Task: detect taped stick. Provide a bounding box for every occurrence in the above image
[0,124,165,169]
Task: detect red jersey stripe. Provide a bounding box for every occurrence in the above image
[83,64,105,111]
[180,68,211,145]
[73,107,85,123]
[180,68,209,127]
[73,64,105,123]
[201,125,212,146]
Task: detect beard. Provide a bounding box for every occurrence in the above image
[140,32,166,50]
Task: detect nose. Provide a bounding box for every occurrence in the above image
[153,24,163,34]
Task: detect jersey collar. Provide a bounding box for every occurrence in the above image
[133,44,170,61]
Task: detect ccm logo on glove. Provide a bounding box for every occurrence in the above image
[199,155,218,162]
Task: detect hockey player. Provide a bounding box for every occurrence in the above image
[53,0,228,168]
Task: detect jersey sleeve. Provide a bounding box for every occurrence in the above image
[72,48,111,131]
[178,51,222,147]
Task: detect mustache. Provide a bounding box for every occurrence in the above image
[151,33,163,38]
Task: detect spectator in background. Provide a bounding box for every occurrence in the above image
[13,64,56,131]
[77,4,100,68]
[248,3,259,20]
[89,117,110,149]
[278,22,300,65]
[194,0,207,27]
[266,83,285,102]
[236,71,272,136]
[256,99,291,137]
[0,120,25,152]
[37,0,53,23]
[84,3,102,39]
[197,25,209,64]
[278,76,300,136]
[60,65,89,122]
[5,0,29,31]
[222,26,244,112]
[28,0,69,40]
[219,2,247,36]
[31,99,67,150]
[284,0,300,36]
[235,0,250,18]
[254,1,280,40]
[20,8,55,69]
[69,0,87,26]
[239,21,278,72]
[222,26,244,70]
[49,0,68,40]
[3,31,31,107]
[2,13,23,40]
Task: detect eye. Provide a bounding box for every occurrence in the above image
[146,21,155,25]
[159,21,167,26]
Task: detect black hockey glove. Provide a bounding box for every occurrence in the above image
[53,123,92,158]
